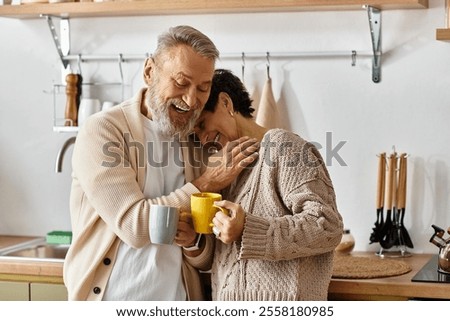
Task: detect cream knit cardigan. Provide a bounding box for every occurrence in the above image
[63,88,212,300]
[211,129,343,301]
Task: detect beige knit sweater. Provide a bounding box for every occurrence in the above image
[211,129,343,301]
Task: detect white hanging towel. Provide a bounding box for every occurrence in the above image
[255,77,281,129]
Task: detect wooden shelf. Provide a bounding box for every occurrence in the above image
[437,28,450,40]
[0,0,428,19]
[436,2,450,40]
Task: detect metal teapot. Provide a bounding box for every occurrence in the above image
[429,225,450,274]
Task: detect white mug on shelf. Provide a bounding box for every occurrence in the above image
[101,101,117,111]
[78,98,101,128]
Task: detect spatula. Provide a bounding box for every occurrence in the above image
[379,152,396,249]
[370,152,386,243]
[397,154,414,248]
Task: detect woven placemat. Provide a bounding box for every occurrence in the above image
[332,255,412,279]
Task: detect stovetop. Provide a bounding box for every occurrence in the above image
[412,255,450,283]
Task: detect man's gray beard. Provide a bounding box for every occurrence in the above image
[145,84,201,139]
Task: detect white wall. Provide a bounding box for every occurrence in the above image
[1,0,449,254]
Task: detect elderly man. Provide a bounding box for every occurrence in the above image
[64,25,259,301]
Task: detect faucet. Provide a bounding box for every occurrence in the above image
[55,136,76,173]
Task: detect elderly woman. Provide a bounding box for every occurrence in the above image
[193,69,343,301]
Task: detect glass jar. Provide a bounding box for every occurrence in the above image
[335,229,355,254]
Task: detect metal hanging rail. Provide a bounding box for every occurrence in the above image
[61,50,374,62]
[43,5,382,82]
[64,53,149,62]
[220,51,374,59]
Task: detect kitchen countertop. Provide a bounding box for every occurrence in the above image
[329,251,450,300]
[1,235,448,299]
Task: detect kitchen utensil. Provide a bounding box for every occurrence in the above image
[388,153,402,248]
[76,73,83,110]
[379,152,396,249]
[390,153,403,247]
[429,224,450,274]
[370,152,386,243]
[397,154,414,248]
[393,154,403,247]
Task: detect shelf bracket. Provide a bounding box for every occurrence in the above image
[366,6,381,83]
[42,15,70,69]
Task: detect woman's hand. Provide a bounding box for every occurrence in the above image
[175,212,197,247]
[211,200,245,244]
[192,137,260,192]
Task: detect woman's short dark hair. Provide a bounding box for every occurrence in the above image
[203,69,254,118]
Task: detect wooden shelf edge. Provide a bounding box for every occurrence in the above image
[0,0,429,19]
[436,28,450,40]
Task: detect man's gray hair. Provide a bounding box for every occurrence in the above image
[153,25,219,62]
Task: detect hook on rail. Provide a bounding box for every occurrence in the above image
[241,52,245,83]
[118,54,125,101]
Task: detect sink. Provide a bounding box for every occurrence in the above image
[0,237,69,262]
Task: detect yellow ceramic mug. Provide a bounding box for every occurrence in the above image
[191,192,229,234]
